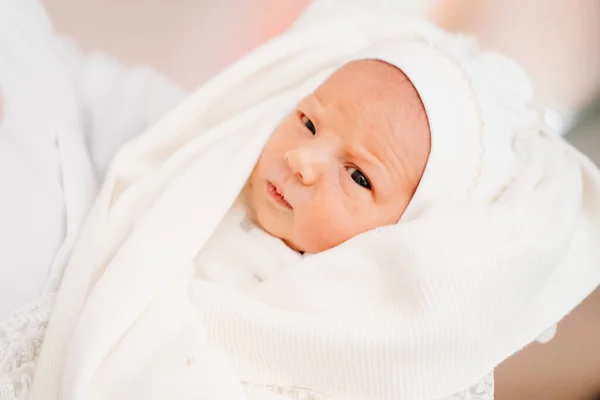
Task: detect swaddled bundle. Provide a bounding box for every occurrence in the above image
[29,4,600,400]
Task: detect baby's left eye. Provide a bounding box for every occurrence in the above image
[346,167,371,190]
[300,113,316,135]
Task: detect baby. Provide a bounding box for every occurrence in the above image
[246,60,431,253]
[27,11,600,400]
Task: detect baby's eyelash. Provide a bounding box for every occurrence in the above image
[346,166,372,190]
[299,112,316,135]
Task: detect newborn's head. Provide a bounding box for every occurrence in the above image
[247,60,431,253]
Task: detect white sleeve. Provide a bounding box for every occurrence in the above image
[0,0,96,316]
[52,36,188,180]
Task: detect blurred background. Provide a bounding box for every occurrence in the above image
[43,0,600,135]
[40,1,600,399]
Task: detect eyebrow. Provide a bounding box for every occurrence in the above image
[311,93,325,110]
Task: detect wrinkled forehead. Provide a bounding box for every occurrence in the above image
[307,60,427,127]
[299,59,431,192]
[314,60,418,103]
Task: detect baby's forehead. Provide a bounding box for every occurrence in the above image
[310,59,426,127]
[318,60,409,96]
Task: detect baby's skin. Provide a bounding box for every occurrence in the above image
[247,60,431,253]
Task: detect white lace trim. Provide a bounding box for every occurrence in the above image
[0,294,55,400]
[444,372,494,399]
[250,371,494,400]
[249,384,330,400]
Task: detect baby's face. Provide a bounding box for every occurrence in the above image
[247,60,430,253]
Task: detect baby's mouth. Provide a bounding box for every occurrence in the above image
[267,181,293,210]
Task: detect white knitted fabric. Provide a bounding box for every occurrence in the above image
[28,5,600,400]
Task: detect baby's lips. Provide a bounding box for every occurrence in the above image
[270,179,293,210]
[279,185,296,210]
[272,182,291,208]
[281,191,294,210]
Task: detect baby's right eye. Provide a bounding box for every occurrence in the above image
[300,113,316,135]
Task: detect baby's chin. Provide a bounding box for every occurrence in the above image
[257,216,328,254]
[285,231,349,255]
[259,217,309,254]
[282,237,304,253]
[247,200,304,253]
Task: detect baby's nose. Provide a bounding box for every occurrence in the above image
[284,147,332,186]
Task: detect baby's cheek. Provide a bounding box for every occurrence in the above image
[295,203,357,252]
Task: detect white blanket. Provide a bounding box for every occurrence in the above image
[29,5,600,400]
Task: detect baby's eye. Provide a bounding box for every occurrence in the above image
[300,113,316,135]
[346,167,371,190]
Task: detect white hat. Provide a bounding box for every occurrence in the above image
[351,36,538,221]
